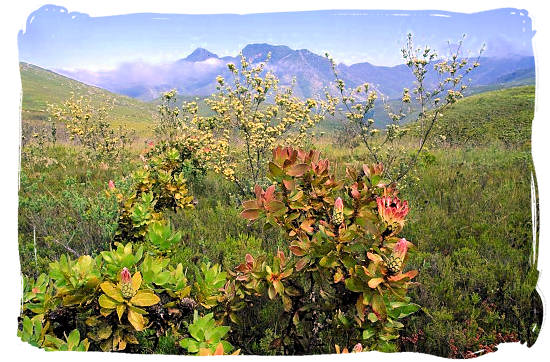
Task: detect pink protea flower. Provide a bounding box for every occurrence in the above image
[352,343,363,353]
[108,180,115,190]
[376,196,409,229]
[334,197,344,212]
[333,197,344,226]
[393,238,409,259]
[120,267,132,284]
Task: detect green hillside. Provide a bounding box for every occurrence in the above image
[434,85,535,148]
[20,62,157,130]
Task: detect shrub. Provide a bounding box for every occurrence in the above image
[19,242,235,353]
[109,145,195,243]
[48,95,135,165]
[235,146,419,353]
[327,34,484,183]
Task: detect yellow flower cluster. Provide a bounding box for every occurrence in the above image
[48,95,135,165]
[157,54,336,196]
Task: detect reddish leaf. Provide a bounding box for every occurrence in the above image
[264,185,276,202]
[287,163,309,177]
[295,257,310,271]
[240,209,260,220]
[289,245,306,256]
[283,179,295,191]
[242,200,259,209]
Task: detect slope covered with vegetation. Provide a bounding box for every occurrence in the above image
[435,85,535,148]
[20,62,157,130]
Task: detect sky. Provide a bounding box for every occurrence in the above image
[18,5,534,71]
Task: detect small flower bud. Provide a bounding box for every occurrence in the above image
[121,267,131,283]
[333,197,344,226]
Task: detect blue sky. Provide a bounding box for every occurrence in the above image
[18,5,534,71]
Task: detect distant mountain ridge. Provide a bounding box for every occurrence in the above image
[55,43,535,101]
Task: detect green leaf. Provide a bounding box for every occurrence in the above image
[396,303,421,318]
[98,294,119,309]
[67,329,80,350]
[268,162,284,178]
[362,327,375,340]
[371,293,387,320]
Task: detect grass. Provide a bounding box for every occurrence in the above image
[435,85,535,148]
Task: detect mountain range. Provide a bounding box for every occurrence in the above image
[56,43,535,102]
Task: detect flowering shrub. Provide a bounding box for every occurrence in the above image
[327,34,484,182]
[236,146,419,353]
[48,95,135,165]
[156,55,337,197]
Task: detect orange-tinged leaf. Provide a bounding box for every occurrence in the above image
[368,277,384,289]
[287,163,309,177]
[388,269,418,282]
[214,342,225,355]
[240,209,260,220]
[367,252,383,263]
[300,218,315,233]
[404,270,418,279]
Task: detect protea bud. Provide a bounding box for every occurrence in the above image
[332,197,344,226]
[393,238,408,259]
[108,180,115,190]
[120,267,134,299]
[385,238,409,274]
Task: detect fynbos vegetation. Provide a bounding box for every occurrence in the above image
[17,33,541,357]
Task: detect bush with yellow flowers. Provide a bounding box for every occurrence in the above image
[155,55,337,198]
[327,34,484,183]
[48,95,135,165]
